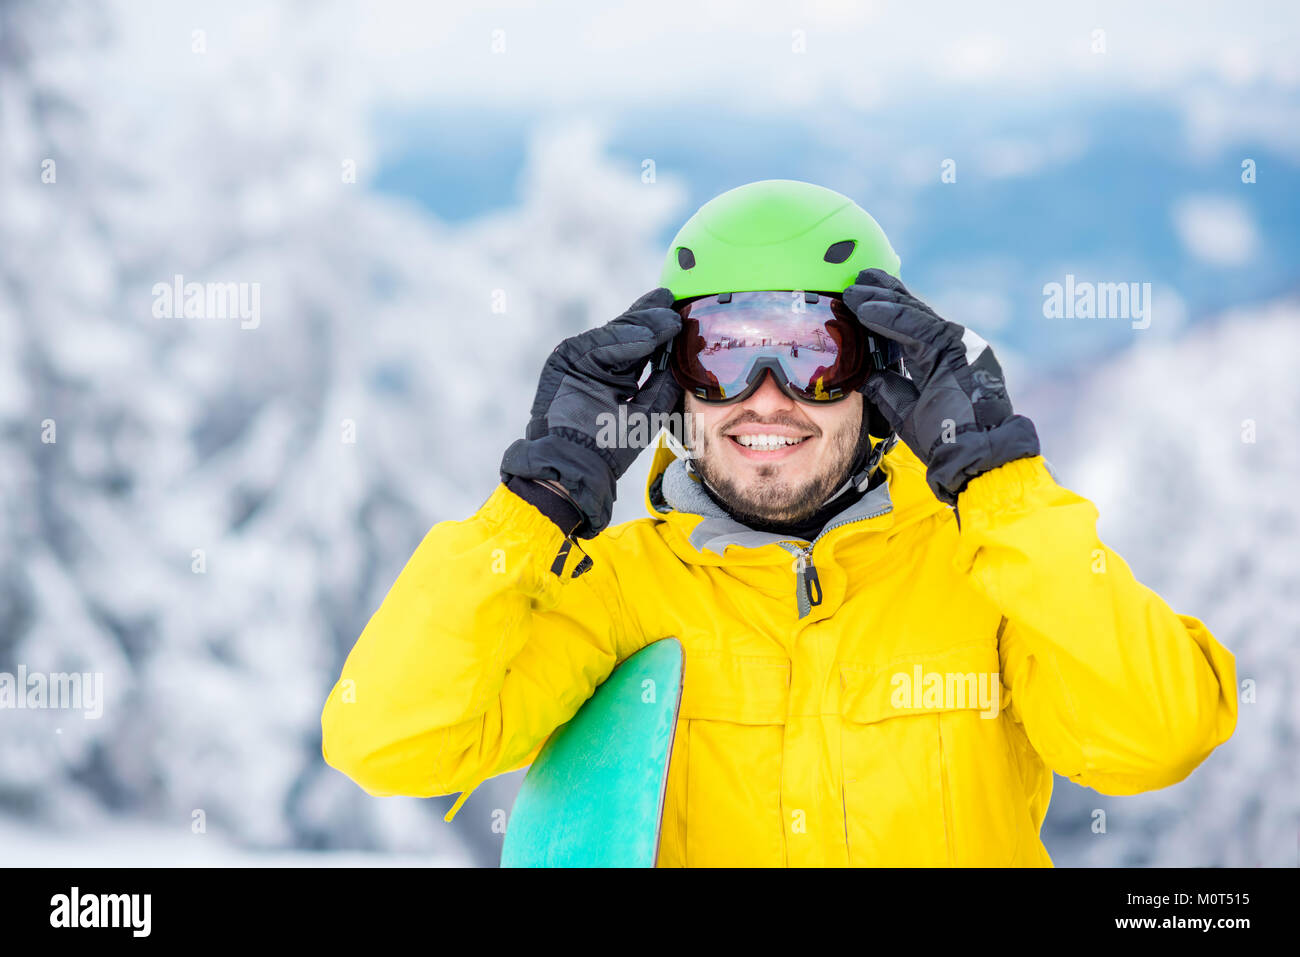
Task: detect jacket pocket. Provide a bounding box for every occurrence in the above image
[839,641,1027,866]
[679,651,789,867]
[680,651,790,723]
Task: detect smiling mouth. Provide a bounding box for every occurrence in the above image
[727,433,812,451]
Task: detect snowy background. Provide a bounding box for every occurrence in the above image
[0,0,1296,866]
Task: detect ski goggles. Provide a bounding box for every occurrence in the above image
[666,290,888,403]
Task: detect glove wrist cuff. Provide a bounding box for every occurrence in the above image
[927,414,1041,504]
[500,434,618,536]
[505,475,585,537]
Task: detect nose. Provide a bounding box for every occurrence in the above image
[742,370,795,415]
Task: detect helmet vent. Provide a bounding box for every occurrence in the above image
[677,247,696,269]
[823,240,855,264]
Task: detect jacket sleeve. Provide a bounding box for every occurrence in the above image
[952,455,1238,795]
[320,482,636,813]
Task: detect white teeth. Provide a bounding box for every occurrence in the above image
[733,434,807,449]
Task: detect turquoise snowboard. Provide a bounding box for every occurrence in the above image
[500,638,683,868]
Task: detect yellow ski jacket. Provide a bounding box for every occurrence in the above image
[321,438,1237,866]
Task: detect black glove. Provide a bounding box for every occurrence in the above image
[500,288,682,537]
[842,268,1040,505]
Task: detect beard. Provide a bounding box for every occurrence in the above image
[691,407,862,526]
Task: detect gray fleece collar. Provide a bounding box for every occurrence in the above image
[656,456,893,556]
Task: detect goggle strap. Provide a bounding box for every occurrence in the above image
[656,339,674,372]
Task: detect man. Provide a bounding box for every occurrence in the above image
[321,179,1238,866]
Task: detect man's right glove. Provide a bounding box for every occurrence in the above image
[500,288,682,537]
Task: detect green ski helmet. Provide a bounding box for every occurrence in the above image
[659,179,901,299]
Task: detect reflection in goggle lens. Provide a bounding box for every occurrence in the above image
[670,291,870,402]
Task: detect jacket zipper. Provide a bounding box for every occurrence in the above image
[778,504,893,619]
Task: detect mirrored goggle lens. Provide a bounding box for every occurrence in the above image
[670,291,869,401]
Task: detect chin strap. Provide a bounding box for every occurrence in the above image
[662,426,692,464]
[822,431,897,505]
[856,432,897,488]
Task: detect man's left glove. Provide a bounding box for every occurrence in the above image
[842,268,1040,505]
[500,288,682,538]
